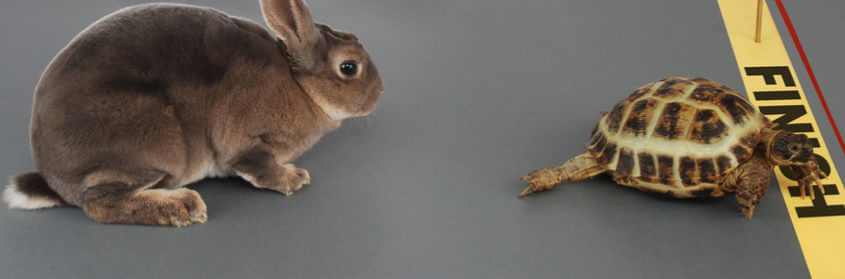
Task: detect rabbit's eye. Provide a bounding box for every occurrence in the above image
[340,61,357,76]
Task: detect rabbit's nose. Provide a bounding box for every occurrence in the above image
[369,83,384,95]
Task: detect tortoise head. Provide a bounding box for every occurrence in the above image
[767,131,814,165]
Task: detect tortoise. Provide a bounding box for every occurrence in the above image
[519,77,825,218]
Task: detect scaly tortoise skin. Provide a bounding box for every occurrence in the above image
[520,77,826,218]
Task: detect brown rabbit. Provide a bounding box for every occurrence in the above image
[2,0,383,226]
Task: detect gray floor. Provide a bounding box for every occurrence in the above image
[0,0,842,278]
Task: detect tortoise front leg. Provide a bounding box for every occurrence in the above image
[724,155,773,219]
[790,159,826,200]
[519,153,605,198]
[735,173,771,219]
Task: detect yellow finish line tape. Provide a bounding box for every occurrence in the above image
[718,0,845,278]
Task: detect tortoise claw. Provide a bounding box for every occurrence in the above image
[518,186,535,198]
[519,175,543,198]
[791,161,826,200]
[519,169,557,198]
[743,206,755,219]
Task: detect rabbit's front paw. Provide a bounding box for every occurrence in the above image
[237,163,311,196]
[279,163,311,196]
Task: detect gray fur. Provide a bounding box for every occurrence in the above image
[9,1,383,226]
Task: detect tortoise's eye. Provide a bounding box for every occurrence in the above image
[339,61,357,76]
[789,144,800,152]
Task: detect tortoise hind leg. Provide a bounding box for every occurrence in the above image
[519,153,605,198]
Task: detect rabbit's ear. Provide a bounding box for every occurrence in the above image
[260,0,319,69]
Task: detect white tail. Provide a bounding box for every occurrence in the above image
[2,183,63,210]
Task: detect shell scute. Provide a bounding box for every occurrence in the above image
[697,158,718,183]
[615,148,636,176]
[605,101,627,135]
[679,156,698,187]
[588,132,608,154]
[653,102,695,140]
[653,78,694,98]
[638,152,657,178]
[716,156,733,176]
[621,98,658,137]
[627,82,656,100]
[688,109,728,144]
[656,155,676,186]
[718,93,755,124]
[596,142,617,165]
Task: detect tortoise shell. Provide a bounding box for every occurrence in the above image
[587,77,772,198]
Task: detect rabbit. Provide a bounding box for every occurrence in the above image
[2,0,383,226]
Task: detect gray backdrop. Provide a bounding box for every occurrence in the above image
[1,0,842,278]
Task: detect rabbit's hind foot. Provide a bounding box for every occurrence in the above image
[82,179,207,227]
